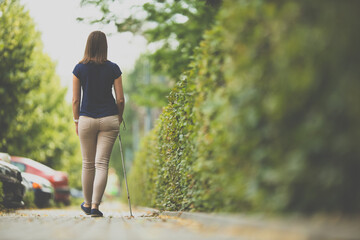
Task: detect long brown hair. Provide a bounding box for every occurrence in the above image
[80,31,108,64]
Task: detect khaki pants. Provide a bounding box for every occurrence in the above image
[78,115,119,205]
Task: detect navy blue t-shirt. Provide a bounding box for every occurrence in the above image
[72,60,122,118]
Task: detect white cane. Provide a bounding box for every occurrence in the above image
[118,123,134,218]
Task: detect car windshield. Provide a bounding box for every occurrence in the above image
[11,162,26,172]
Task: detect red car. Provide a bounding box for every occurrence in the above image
[11,156,70,205]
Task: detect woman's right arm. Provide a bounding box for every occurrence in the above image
[72,74,81,136]
[114,76,125,123]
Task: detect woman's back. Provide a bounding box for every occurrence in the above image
[73,60,122,118]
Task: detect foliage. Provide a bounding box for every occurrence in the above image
[114,56,161,202]
[0,0,82,189]
[79,0,222,185]
[125,54,171,108]
[132,83,170,108]
[108,106,134,186]
[0,0,40,145]
[127,0,360,214]
[110,54,173,187]
[0,181,3,208]
[79,0,222,79]
[23,190,36,208]
[123,131,158,207]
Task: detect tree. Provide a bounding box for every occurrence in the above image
[109,54,170,184]
[79,0,222,79]
[0,0,82,188]
[126,0,360,213]
[0,0,40,146]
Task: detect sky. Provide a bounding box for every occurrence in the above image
[20,0,149,102]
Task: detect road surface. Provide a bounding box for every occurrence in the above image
[0,202,240,240]
[0,202,359,240]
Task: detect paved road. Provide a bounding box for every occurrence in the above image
[0,202,240,240]
[1,202,359,240]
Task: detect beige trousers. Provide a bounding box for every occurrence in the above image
[78,115,119,205]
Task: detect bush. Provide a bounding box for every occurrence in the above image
[127,0,360,214]
[23,190,36,209]
[124,131,158,207]
[0,181,3,209]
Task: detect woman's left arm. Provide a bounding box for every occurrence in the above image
[72,74,81,136]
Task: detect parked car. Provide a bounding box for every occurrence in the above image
[10,156,70,205]
[21,172,54,208]
[0,152,11,163]
[0,160,25,207]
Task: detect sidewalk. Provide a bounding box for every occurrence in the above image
[1,201,359,240]
[0,202,238,240]
[139,206,360,240]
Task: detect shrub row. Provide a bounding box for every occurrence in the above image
[0,182,3,209]
[126,0,360,213]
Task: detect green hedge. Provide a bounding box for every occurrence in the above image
[126,0,360,213]
[0,181,3,209]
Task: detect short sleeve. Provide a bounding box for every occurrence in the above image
[72,64,81,79]
[113,63,122,80]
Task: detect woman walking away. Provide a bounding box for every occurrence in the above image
[72,31,125,217]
